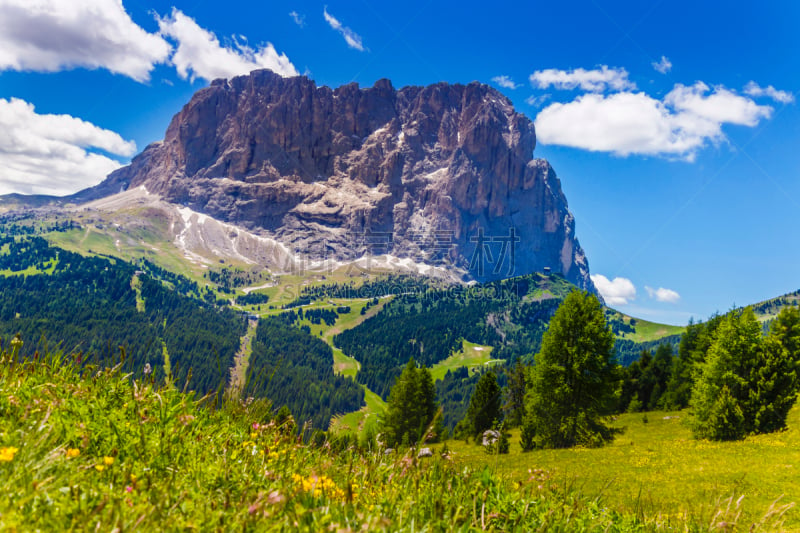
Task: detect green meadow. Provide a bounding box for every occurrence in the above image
[447,408,800,530]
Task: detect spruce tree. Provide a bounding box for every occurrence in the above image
[504,360,527,427]
[523,290,618,449]
[690,306,800,440]
[380,358,440,447]
[465,370,502,440]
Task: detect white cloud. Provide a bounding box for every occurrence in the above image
[525,94,551,107]
[491,75,520,90]
[323,7,365,51]
[158,9,298,82]
[665,82,772,126]
[0,0,171,82]
[652,56,672,74]
[591,274,636,306]
[0,2,300,83]
[645,286,681,303]
[0,98,136,196]
[744,81,795,104]
[535,83,774,160]
[530,66,635,92]
[289,11,305,27]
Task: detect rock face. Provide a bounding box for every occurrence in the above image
[82,70,593,288]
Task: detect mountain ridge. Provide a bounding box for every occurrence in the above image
[67,70,594,289]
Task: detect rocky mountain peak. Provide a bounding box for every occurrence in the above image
[79,69,593,289]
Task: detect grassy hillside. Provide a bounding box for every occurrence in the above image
[448,409,799,530]
[606,309,686,342]
[0,348,722,532]
[751,288,800,322]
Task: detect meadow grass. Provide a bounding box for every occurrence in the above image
[616,315,685,343]
[0,346,725,532]
[430,341,496,382]
[447,409,800,530]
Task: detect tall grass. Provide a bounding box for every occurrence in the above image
[0,339,787,531]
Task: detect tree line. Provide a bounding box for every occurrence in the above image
[379,290,800,452]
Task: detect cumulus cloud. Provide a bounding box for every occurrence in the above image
[744,81,795,104]
[491,75,520,90]
[0,98,136,196]
[0,1,298,83]
[158,9,298,82]
[652,56,672,74]
[645,286,681,303]
[0,0,171,82]
[591,274,636,306]
[665,82,772,126]
[289,11,305,27]
[323,7,365,51]
[530,66,635,92]
[535,82,774,160]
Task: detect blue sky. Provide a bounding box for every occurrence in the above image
[0,0,797,325]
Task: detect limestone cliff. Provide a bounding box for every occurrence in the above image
[79,70,593,287]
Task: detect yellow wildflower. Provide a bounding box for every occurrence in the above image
[0,447,19,462]
[66,448,80,459]
[103,456,115,466]
[292,473,344,499]
[130,473,138,483]
[95,465,105,472]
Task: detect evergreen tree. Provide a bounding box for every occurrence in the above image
[691,308,761,439]
[661,314,723,410]
[690,306,800,440]
[465,370,502,439]
[504,360,527,427]
[523,290,618,449]
[753,306,800,432]
[381,358,440,447]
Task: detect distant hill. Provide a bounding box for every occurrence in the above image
[751,288,800,322]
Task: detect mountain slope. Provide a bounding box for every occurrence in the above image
[73,70,593,288]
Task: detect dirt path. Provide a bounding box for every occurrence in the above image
[227,319,258,398]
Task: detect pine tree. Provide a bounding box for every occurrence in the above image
[380,358,440,447]
[523,290,618,449]
[690,306,800,440]
[753,306,800,432]
[504,360,527,427]
[691,308,761,439]
[465,370,502,440]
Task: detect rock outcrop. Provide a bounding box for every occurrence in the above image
[79,70,593,288]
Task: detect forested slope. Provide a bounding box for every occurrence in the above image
[243,314,365,430]
[0,236,246,395]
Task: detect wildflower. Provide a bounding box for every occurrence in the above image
[95,465,105,472]
[143,363,152,375]
[292,473,345,499]
[125,486,133,493]
[0,447,19,462]
[103,456,115,466]
[66,448,80,459]
[130,473,138,483]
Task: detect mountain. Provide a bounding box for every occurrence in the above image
[74,70,593,288]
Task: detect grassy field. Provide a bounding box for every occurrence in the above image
[447,408,800,530]
[429,340,498,382]
[4,349,730,531]
[48,225,213,288]
[616,314,686,342]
